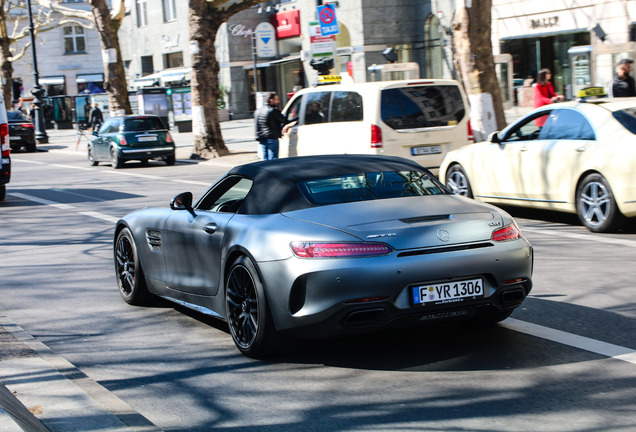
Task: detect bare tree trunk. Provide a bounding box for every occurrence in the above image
[0,3,12,110]
[189,0,228,158]
[453,0,506,141]
[88,0,131,116]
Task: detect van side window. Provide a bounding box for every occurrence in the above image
[331,91,363,122]
[304,92,331,125]
[285,96,302,123]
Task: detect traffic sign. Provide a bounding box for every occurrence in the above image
[317,4,339,36]
[309,21,335,58]
[255,22,277,58]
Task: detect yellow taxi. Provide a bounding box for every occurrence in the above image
[439,88,636,232]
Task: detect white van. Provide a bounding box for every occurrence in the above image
[279,79,472,174]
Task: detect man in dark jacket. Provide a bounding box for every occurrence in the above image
[610,59,636,97]
[89,102,104,131]
[254,92,287,160]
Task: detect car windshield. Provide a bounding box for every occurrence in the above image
[298,170,447,205]
[123,117,165,132]
[8,111,29,121]
[612,108,636,134]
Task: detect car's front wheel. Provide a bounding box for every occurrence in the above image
[114,227,151,305]
[111,148,124,169]
[445,164,473,198]
[225,256,292,358]
[87,145,98,166]
[576,173,624,233]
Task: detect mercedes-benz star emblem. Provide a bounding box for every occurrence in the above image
[437,229,451,242]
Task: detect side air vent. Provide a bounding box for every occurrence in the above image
[146,229,162,251]
[397,242,492,257]
[400,214,452,224]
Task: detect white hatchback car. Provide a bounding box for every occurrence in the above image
[439,96,636,232]
[0,92,10,201]
[279,80,472,174]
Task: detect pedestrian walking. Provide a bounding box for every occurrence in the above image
[254,92,288,160]
[534,68,563,126]
[89,102,103,132]
[609,59,636,97]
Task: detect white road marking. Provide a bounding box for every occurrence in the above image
[502,318,636,365]
[521,226,636,248]
[9,193,118,223]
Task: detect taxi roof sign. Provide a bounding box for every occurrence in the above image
[576,86,607,99]
[317,75,342,86]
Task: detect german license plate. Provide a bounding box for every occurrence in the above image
[138,136,157,142]
[411,145,441,156]
[412,278,483,305]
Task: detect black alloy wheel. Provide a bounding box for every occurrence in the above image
[114,227,150,305]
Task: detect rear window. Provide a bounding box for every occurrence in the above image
[8,111,29,121]
[123,117,165,132]
[299,170,446,205]
[381,85,465,130]
[613,108,636,134]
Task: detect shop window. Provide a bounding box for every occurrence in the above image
[136,0,148,27]
[163,52,184,69]
[63,26,86,54]
[141,55,154,76]
[77,74,105,94]
[163,0,177,22]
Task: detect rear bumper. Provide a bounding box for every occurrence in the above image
[118,146,175,160]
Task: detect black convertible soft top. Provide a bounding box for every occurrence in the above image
[227,154,433,214]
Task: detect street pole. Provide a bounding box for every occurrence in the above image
[26,0,48,144]
[251,33,258,107]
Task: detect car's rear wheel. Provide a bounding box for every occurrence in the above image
[165,154,176,166]
[87,145,98,166]
[26,142,36,153]
[446,164,473,198]
[225,256,291,358]
[0,185,5,201]
[576,173,624,233]
[114,227,151,305]
[111,148,124,169]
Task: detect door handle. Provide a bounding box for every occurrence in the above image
[575,147,587,152]
[203,223,218,234]
[520,146,528,152]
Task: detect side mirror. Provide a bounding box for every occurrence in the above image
[488,131,500,144]
[170,192,194,213]
[92,130,99,136]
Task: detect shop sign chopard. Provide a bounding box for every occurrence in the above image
[229,24,254,38]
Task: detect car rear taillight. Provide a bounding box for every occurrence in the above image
[118,134,127,146]
[291,241,393,258]
[467,119,474,142]
[370,124,382,148]
[491,224,522,242]
[1,123,9,157]
[21,123,34,128]
[166,132,173,143]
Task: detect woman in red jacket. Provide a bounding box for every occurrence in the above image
[534,68,563,126]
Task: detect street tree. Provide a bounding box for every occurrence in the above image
[0,0,93,109]
[189,0,261,159]
[452,0,506,142]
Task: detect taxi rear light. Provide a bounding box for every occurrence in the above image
[491,224,522,242]
[370,124,382,148]
[467,119,474,142]
[1,123,9,156]
[118,134,128,146]
[291,241,393,258]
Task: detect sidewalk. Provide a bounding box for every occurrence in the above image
[0,118,260,432]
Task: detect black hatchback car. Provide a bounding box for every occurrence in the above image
[7,110,35,152]
[88,115,176,169]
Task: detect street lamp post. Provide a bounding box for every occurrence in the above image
[26,0,48,144]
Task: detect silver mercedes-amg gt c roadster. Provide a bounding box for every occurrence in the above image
[114,155,533,358]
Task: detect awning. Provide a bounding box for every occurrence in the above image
[40,76,65,85]
[243,56,300,70]
[133,72,161,87]
[76,73,104,83]
[161,67,191,82]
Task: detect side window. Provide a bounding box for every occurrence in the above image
[331,91,363,122]
[503,112,550,142]
[542,109,596,140]
[284,96,302,123]
[100,119,118,134]
[303,92,331,125]
[196,176,253,213]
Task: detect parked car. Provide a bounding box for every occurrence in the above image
[0,94,9,201]
[88,115,175,168]
[279,80,472,174]
[440,91,636,232]
[7,110,35,152]
[114,155,533,358]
